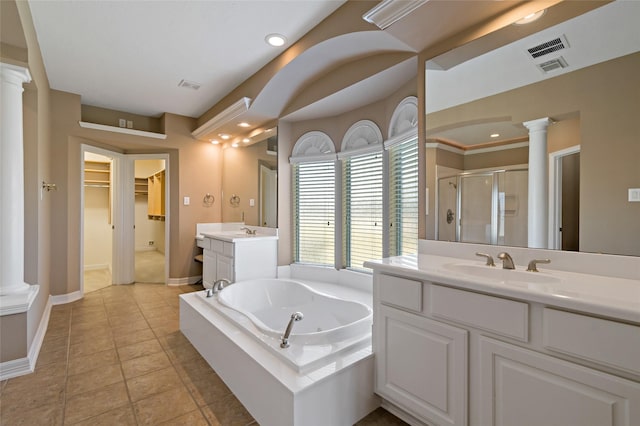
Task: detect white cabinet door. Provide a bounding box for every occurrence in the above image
[202,250,216,289]
[376,305,468,426]
[479,337,640,426]
[216,255,233,282]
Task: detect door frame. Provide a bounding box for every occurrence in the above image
[548,145,580,250]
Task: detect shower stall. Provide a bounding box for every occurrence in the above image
[438,168,528,247]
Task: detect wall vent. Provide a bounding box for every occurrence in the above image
[178,79,201,90]
[527,35,569,59]
[537,56,569,73]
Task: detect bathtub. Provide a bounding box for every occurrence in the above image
[197,278,372,373]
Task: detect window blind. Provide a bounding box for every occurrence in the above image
[343,152,383,271]
[388,137,418,256]
[294,161,335,266]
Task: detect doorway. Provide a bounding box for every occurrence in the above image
[134,158,166,283]
[82,149,115,293]
[550,146,580,251]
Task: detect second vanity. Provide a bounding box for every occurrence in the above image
[196,223,277,288]
[365,241,640,426]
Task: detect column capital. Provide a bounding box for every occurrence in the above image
[523,117,552,132]
[0,62,32,85]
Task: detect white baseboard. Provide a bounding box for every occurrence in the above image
[50,290,83,305]
[167,276,201,286]
[83,264,110,271]
[135,247,157,252]
[0,297,52,381]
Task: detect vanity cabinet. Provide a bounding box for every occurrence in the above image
[200,235,276,288]
[372,272,640,426]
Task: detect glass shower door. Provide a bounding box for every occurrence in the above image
[459,173,495,244]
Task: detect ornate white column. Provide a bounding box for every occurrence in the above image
[523,117,552,249]
[0,62,37,311]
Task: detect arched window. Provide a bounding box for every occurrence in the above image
[290,131,336,266]
[339,120,384,271]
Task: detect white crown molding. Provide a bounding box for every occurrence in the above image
[363,0,429,30]
[79,121,167,139]
[191,97,251,140]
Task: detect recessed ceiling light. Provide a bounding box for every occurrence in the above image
[210,139,219,145]
[242,138,250,143]
[490,133,500,138]
[265,33,286,47]
[238,122,250,128]
[514,9,546,25]
[231,142,239,148]
[219,133,231,140]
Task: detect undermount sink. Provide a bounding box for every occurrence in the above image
[443,263,561,285]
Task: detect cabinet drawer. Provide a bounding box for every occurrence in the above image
[210,239,224,254]
[431,285,529,341]
[223,242,234,257]
[543,308,640,375]
[379,274,422,312]
[197,238,210,250]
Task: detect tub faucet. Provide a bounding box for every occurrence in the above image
[497,252,515,270]
[280,312,304,348]
[213,278,231,294]
[240,227,256,235]
[476,252,495,266]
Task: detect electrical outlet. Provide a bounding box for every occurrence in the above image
[148,241,154,246]
[126,120,133,129]
[629,188,640,202]
[118,118,126,127]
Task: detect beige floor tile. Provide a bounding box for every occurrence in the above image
[150,320,180,337]
[125,366,184,402]
[158,409,210,426]
[108,311,145,327]
[113,327,157,348]
[67,348,119,376]
[133,386,197,425]
[121,351,171,379]
[63,382,129,424]
[0,400,63,426]
[117,338,163,362]
[35,345,68,368]
[141,306,176,320]
[68,404,136,426]
[356,407,410,425]
[110,319,150,336]
[66,363,124,396]
[184,371,232,407]
[1,377,65,420]
[202,393,254,426]
[69,326,112,345]
[68,335,115,359]
[157,330,191,350]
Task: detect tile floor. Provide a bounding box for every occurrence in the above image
[0,283,407,426]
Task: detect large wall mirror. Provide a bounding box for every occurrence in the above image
[221,128,278,227]
[425,1,639,257]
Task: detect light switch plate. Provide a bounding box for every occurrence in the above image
[629,188,640,202]
[183,196,190,205]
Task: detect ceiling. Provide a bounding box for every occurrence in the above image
[27,0,347,118]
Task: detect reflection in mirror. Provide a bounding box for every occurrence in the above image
[425,1,639,256]
[222,128,277,227]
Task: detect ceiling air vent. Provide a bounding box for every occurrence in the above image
[527,35,569,59]
[178,79,201,90]
[537,56,569,73]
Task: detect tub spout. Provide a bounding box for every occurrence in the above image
[280,312,304,348]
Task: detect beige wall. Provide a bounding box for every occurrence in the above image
[425,53,640,255]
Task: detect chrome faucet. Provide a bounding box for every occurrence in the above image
[240,227,256,235]
[280,312,304,348]
[527,259,551,272]
[476,252,495,266]
[497,252,515,269]
[212,278,231,293]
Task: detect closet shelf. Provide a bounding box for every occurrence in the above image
[79,121,167,139]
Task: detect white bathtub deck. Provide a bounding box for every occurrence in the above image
[179,280,379,426]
